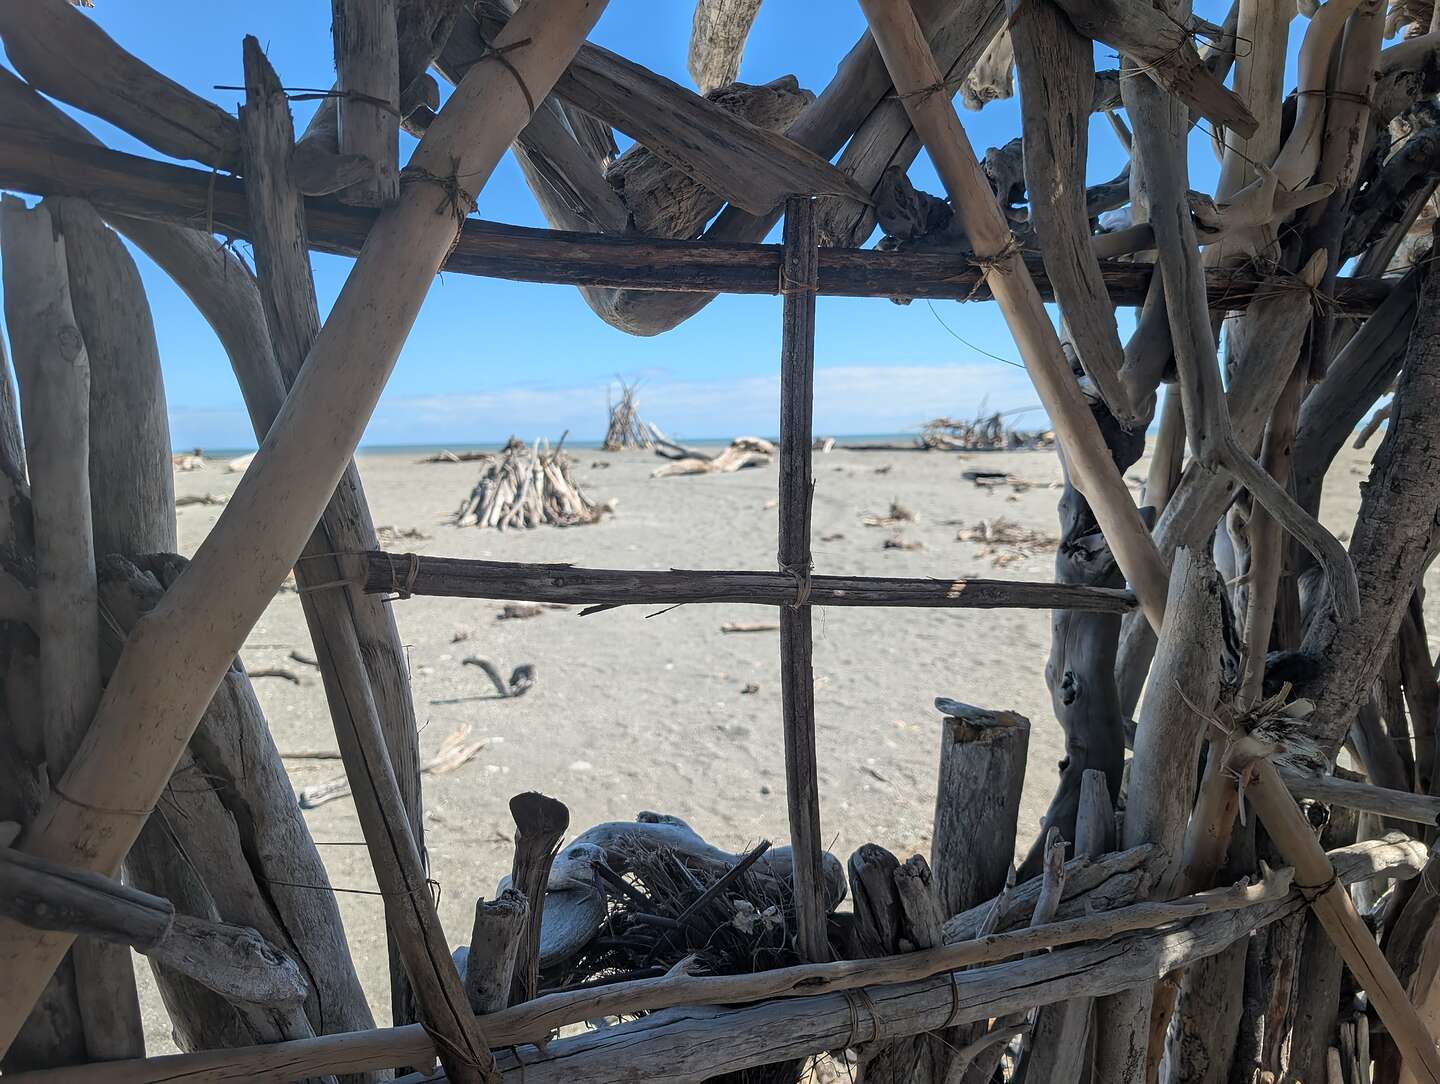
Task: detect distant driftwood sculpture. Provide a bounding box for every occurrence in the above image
[2,0,1440,1082]
[452,437,610,529]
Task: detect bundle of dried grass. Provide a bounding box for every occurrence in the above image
[603,378,654,450]
[452,436,610,530]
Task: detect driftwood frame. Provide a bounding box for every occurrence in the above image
[1,0,1440,1081]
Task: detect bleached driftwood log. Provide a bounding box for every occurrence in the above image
[1,195,145,1061]
[687,0,763,93]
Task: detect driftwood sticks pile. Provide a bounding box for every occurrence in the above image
[452,437,609,530]
[602,377,653,450]
[4,0,1440,1083]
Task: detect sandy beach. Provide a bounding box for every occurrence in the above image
[145,436,1408,1050]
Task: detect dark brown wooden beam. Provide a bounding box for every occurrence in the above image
[0,124,1393,312]
[340,552,1138,614]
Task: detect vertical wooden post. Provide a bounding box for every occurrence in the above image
[1,195,144,1063]
[332,0,400,206]
[778,193,826,964]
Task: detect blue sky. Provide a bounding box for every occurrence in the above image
[4,0,1259,447]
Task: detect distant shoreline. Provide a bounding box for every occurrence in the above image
[175,433,1001,458]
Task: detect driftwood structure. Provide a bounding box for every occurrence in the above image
[2,0,1440,1082]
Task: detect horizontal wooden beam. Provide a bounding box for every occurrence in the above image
[1282,770,1440,827]
[338,551,1138,613]
[0,124,1393,312]
[15,836,1415,1083]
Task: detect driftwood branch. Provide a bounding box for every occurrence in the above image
[0,847,306,1009]
[0,123,1395,312]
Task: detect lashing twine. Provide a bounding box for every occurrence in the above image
[781,560,813,609]
[51,782,155,819]
[385,551,422,600]
[778,264,819,296]
[843,987,880,1048]
[1294,873,1338,903]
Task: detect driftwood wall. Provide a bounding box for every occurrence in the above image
[1,0,1440,1082]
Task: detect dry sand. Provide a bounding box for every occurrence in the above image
[144,435,1412,1050]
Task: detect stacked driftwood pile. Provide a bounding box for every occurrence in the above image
[4,0,1440,1083]
[451,437,608,529]
[920,412,1055,450]
[601,377,654,450]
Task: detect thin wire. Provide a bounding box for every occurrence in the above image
[925,301,1026,370]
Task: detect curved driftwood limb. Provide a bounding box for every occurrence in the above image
[1131,58,1356,637]
[859,0,1171,633]
[1271,0,1366,192]
[330,0,400,207]
[604,76,813,239]
[0,847,307,1010]
[454,6,868,217]
[0,0,605,1065]
[1047,0,1257,136]
[687,0,763,93]
[0,0,240,169]
[960,27,1012,111]
[1011,0,1135,424]
[1296,224,1440,758]
[506,793,570,1006]
[1114,250,1327,717]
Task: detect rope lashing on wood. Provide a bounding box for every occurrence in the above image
[780,560,813,608]
[382,551,422,600]
[49,781,155,819]
[843,986,881,1048]
[777,262,819,295]
[1294,873,1339,903]
[472,34,537,114]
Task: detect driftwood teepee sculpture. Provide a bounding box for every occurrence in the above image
[0,0,1439,1081]
[601,377,653,450]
